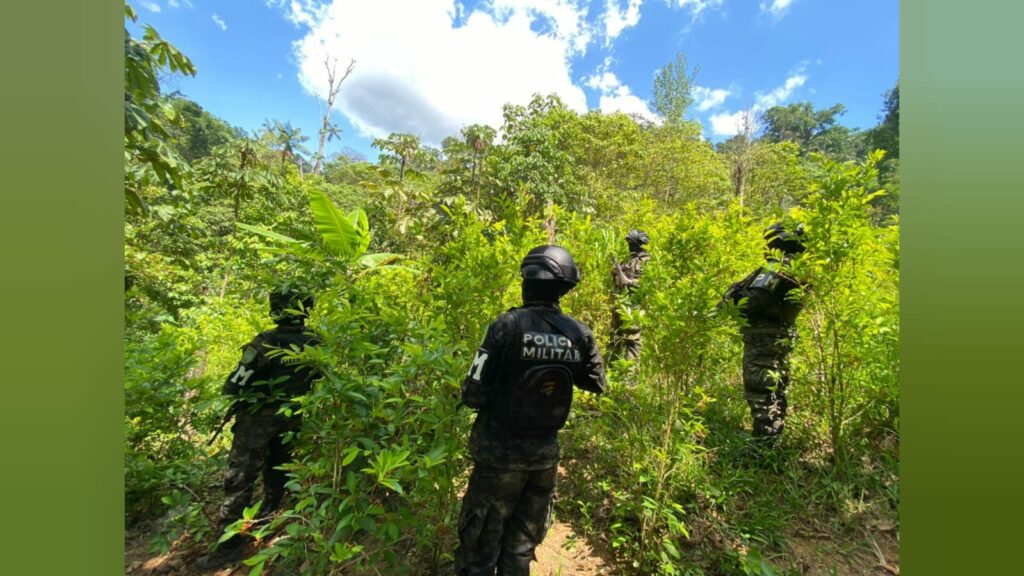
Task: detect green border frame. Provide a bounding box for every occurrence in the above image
[902,0,1024,573]
[0,1,123,574]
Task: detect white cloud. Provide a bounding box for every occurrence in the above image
[755,71,806,109]
[709,66,808,136]
[584,70,619,93]
[760,0,795,17]
[584,63,658,122]
[488,0,594,55]
[141,1,161,13]
[692,85,730,111]
[168,0,194,8]
[287,0,595,145]
[598,90,658,122]
[603,0,643,44]
[667,0,724,20]
[709,109,755,136]
[212,14,228,31]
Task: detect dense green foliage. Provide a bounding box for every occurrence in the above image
[125,14,899,575]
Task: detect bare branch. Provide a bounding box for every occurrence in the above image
[313,56,356,174]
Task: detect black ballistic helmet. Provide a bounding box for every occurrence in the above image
[520,245,581,286]
[269,288,315,321]
[626,229,650,250]
[764,222,806,254]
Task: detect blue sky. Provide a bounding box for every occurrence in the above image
[130,0,898,162]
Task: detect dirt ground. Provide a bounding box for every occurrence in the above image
[125,516,610,576]
[780,524,900,576]
[126,462,897,576]
[126,521,897,576]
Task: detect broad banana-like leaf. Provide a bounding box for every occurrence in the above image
[357,252,402,268]
[308,189,359,259]
[126,188,148,215]
[256,245,326,261]
[347,208,371,256]
[237,223,324,260]
[237,223,303,245]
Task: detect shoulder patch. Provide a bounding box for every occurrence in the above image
[241,345,259,364]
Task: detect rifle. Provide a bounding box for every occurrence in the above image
[610,257,630,289]
[207,402,238,446]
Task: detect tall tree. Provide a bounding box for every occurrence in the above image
[868,82,899,159]
[123,2,196,213]
[760,102,860,159]
[166,96,241,163]
[312,56,356,175]
[652,52,697,126]
[373,133,421,183]
[440,124,497,203]
[715,111,759,205]
[261,120,310,175]
[866,81,900,220]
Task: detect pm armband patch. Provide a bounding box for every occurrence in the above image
[750,272,780,293]
[468,349,490,382]
[230,364,256,387]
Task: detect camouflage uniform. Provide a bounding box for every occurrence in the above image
[456,300,605,576]
[610,233,650,363]
[726,264,802,443]
[216,322,321,539]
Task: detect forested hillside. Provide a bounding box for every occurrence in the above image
[124,6,899,575]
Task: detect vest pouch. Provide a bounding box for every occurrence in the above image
[502,364,574,437]
[742,270,785,320]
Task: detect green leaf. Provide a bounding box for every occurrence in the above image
[242,502,261,520]
[246,560,265,576]
[357,252,402,268]
[347,208,372,255]
[237,222,302,245]
[308,189,359,259]
[342,446,360,466]
[663,540,681,559]
[126,188,149,215]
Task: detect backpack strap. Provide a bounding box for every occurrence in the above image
[532,308,583,345]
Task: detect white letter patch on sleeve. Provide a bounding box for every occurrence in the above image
[231,364,255,387]
[468,349,489,381]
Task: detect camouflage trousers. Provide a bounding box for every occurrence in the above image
[741,331,794,441]
[615,327,642,362]
[216,404,298,540]
[454,464,557,576]
[610,309,642,363]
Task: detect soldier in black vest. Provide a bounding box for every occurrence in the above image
[455,246,606,576]
[723,224,806,454]
[610,229,650,363]
[197,288,322,570]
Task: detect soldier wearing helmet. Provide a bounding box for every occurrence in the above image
[198,287,322,570]
[722,223,806,457]
[610,229,651,363]
[455,246,606,576]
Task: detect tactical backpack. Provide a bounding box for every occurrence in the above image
[495,308,584,437]
[736,266,800,322]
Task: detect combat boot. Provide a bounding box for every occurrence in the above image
[737,434,781,469]
[195,536,245,572]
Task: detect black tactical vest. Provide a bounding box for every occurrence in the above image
[740,266,803,326]
[243,324,320,402]
[493,307,587,438]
